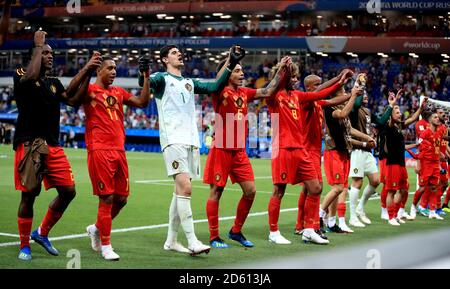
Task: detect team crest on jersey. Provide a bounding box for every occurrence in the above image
[185,83,193,92]
[335,173,340,179]
[215,174,221,181]
[35,81,40,87]
[98,181,105,190]
[288,101,296,109]
[354,168,358,174]
[393,182,397,187]
[235,97,244,108]
[50,84,57,94]
[172,161,179,170]
[281,172,287,180]
[106,96,117,107]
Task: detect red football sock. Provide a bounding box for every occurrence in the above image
[445,186,450,206]
[295,192,307,231]
[206,199,219,241]
[337,203,346,218]
[413,188,426,206]
[268,197,281,232]
[436,187,444,209]
[394,201,401,217]
[387,203,396,220]
[39,207,63,237]
[18,217,33,249]
[400,192,408,209]
[380,186,388,209]
[95,201,113,246]
[428,190,438,211]
[231,196,254,234]
[420,187,431,208]
[304,194,320,229]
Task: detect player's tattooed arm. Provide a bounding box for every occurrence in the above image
[255,56,290,98]
[320,90,351,107]
[20,30,47,83]
[63,51,102,105]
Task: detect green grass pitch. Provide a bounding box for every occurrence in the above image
[0,145,448,269]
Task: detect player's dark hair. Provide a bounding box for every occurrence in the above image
[160,45,178,68]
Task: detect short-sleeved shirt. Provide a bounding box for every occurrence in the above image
[211,86,256,150]
[13,67,66,150]
[418,127,442,161]
[83,83,132,151]
[149,70,230,150]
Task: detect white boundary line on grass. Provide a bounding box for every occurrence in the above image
[0,233,20,238]
[0,192,410,248]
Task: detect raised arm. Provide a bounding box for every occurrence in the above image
[125,56,151,108]
[20,31,47,83]
[255,56,290,98]
[332,86,364,119]
[405,96,427,127]
[319,89,351,108]
[62,51,102,106]
[373,91,397,125]
[316,68,353,92]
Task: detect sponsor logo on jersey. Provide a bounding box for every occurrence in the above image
[50,84,57,94]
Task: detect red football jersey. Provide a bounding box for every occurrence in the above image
[438,124,448,155]
[299,101,325,152]
[83,83,132,151]
[415,119,429,140]
[211,86,256,150]
[268,83,339,150]
[418,127,442,161]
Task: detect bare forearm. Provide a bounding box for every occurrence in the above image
[338,95,357,118]
[21,47,43,82]
[405,108,422,127]
[315,74,340,92]
[256,67,286,98]
[322,92,351,107]
[67,75,91,106]
[66,67,92,98]
[351,128,371,142]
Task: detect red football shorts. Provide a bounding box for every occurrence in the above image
[440,162,448,183]
[88,150,129,196]
[379,158,386,184]
[14,143,75,193]
[203,147,254,187]
[385,164,409,191]
[309,149,322,183]
[419,159,440,187]
[324,150,350,186]
[272,148,319,185]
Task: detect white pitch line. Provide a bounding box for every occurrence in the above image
[135,176,273,184]
[0,232,20,238]
[0,192,412,248]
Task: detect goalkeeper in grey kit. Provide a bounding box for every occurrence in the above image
[138,45,245,255]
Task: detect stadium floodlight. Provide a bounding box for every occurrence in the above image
[317,15,323,19]
[190,16,194,19]
[131,50,139,54]
[275,19,281,23]
[106,15,116,20]
[317,52,324,55]
[137,16,143,19]
[444,59,449,63]
[213,13,223,16]
[165,16,175,20]
[347,15,353,19]
[441,54,449,58]
[186,48,193,51]
[214,60,220,63]
[290,51,298,54]
[221,15,232,19]
[261,51,268,54]
[156,14,166,18]
[111,50,118,54]
[181,16,187,19]
[208,57,215,61]
[118,17,124,21]
[68,49,77,53]
[62,18,69,23]
[347,52,354,56]
[104,28,109,32]
[221,51,228,56]
[17,20,23,24]
[204,48,209,51]
[377,52,384,56]
[406,15,413,18]
[322,53,329,57]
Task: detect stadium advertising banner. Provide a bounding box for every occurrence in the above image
[1,37,308,50]
[344,38,450,53]
[287,0,450,11]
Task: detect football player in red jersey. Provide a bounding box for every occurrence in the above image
[73,54,151,260]
[204,55,290,249]
[293,70,353,237]
[417,112,445,220]
[266,61,351,245]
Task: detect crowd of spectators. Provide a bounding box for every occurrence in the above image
[1,55,449,147]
